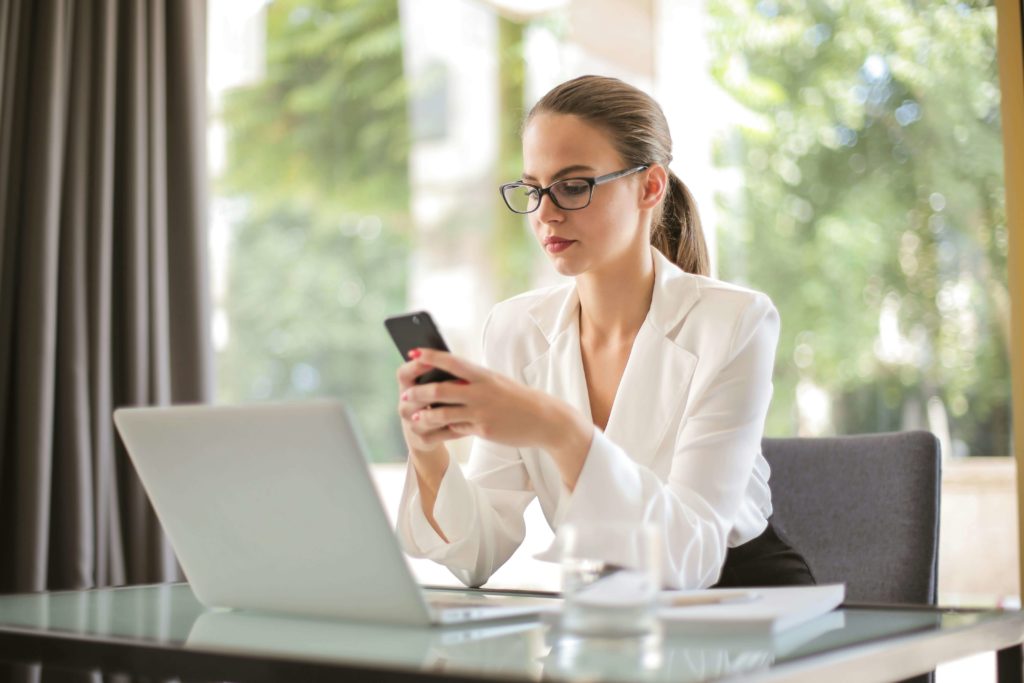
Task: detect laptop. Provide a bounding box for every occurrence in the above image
[113,399,554,626]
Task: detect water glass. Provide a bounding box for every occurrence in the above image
[559,522,661,637]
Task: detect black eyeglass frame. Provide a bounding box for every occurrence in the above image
[499,164,651,214]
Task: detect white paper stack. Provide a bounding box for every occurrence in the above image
[658,583,846,635]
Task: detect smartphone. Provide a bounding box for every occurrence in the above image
[384,311,460,385]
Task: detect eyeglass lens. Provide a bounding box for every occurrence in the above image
[503,179,592,213]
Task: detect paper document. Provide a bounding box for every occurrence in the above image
[657,583,845,635]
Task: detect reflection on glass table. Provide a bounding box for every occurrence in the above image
[0,583,1020,682]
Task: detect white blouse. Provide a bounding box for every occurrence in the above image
[396,245,778,589]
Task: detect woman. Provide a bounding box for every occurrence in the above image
[394,75,814,590]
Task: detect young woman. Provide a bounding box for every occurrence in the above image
[393,75,814,590]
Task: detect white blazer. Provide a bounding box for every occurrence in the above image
[397,245,779,589]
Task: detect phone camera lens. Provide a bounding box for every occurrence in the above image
[412,316,421,325]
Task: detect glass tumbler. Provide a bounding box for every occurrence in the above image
[559,522,661,637]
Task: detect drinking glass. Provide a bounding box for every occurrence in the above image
[559,522,661,637]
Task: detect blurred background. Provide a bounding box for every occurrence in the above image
[206,0,1015,608]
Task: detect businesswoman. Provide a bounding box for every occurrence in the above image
[393,75,814,590]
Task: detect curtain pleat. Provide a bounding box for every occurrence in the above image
[52,0,95,590]
[146,0,178,583]
[0,0,211,594]
[88,0,122,589]
[166,0,212,406]
[0,0,28,592]
[11,0,67,592]
[115,0,153,586]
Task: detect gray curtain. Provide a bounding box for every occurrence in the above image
[0,0,211,592]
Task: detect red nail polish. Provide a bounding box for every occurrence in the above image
[408,348,421,360]
[456,380,470,385]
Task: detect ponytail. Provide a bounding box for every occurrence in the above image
[651,170,709,276]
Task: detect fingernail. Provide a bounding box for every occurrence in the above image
[408,348,421,360]
[456,379,469,385]
[401,391,409,401]
[412,412,420,421]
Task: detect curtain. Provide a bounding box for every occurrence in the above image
[0,0,211,592]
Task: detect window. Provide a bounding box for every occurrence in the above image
[208,0,1014,600]
[708,1,1009,458]
[209,0,412,462]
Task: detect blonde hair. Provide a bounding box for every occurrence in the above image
[526,75,710,276]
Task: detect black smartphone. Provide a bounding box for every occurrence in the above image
[384,311,460,385]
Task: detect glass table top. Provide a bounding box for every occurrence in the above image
[0,583,1019,682]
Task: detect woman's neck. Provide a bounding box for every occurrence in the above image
[576,246,655,347]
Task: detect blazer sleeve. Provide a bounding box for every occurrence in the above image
[553,292,780,589]
[395,310,537,588]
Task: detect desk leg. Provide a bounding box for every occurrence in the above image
[997,645,1023,683]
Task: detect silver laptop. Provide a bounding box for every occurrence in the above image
[113,399,553,626]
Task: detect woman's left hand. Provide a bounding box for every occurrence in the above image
[401,348,594,486]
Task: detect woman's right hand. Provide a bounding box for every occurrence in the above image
[396,351,457,460]
[396,350,454,542]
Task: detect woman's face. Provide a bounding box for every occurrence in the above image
[520,113,653,278]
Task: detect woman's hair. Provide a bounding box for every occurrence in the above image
[525,75,710,276]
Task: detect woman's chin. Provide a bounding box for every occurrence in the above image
[549,256,584,277]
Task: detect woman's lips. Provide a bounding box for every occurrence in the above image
[545,238,576,254]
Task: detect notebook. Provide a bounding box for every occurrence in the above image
[658,583,846,635]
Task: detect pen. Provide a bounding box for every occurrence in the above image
[663,590,760,607]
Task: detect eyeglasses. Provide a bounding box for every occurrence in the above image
[499,164,650,214]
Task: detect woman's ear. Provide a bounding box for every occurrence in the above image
[638,165,668,210]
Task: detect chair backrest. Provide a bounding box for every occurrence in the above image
[761,431,941,604]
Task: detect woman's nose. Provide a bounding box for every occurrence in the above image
[535,193,564,223]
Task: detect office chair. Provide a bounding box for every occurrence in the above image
[761,431,941,605]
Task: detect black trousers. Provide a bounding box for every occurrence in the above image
[712,518,816,588]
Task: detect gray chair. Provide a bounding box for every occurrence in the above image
[761,431,941,604]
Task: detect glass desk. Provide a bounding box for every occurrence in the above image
[0,583,1021,682]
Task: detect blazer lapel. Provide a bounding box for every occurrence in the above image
[522,286,592,423]
[603,321,698,467]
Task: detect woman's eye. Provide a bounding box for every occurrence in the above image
[558,182,589,196]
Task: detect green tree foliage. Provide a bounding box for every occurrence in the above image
[494,17,532,299]
[216,0,411,461]
[708,0,1009,454]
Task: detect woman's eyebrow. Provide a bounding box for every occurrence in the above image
[521,164,595,181]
